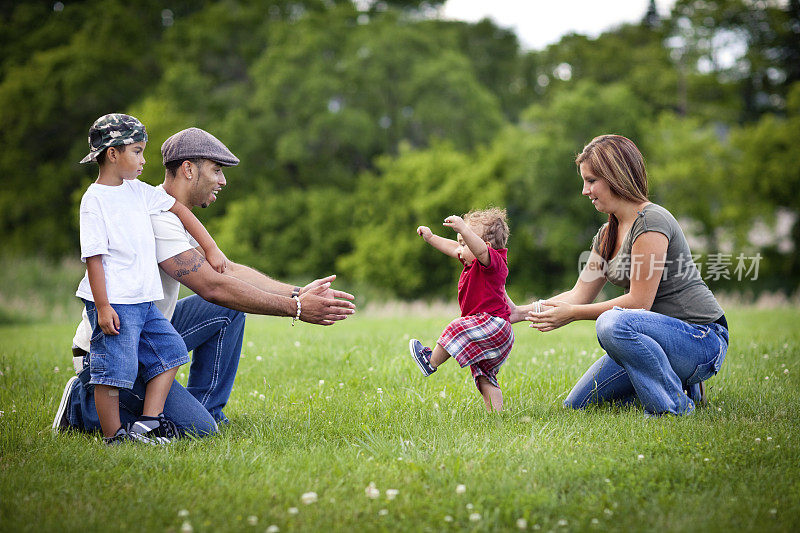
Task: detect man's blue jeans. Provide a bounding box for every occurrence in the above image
[68,295,245,436]
[564,308,729,416]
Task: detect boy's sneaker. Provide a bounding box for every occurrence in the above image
[104,426,150,445]
[128,414,179,444]
[409,339,436,376]
[52,376,79,433]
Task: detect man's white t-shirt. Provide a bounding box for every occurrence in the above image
[75,179,175,303]
[73,184,197,353]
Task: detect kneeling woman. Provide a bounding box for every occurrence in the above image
[515,134,729,416]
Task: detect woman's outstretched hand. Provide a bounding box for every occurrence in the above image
[525,300,575,332]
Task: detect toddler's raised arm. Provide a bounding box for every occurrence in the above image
[416,225,459,258]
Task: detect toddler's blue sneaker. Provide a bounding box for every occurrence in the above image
[409,339,436,376]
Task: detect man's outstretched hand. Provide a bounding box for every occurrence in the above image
[299,274,356,325]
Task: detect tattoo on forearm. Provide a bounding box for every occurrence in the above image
[172,250,206,278]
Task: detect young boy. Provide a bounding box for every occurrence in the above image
[409,208,513,412]
[76,113,226,444]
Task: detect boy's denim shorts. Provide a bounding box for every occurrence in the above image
[83,300,190,389]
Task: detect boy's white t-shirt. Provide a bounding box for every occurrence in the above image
[75,179,175,304]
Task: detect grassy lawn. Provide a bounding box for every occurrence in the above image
[1,308,798,532]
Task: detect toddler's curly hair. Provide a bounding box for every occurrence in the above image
[463,207,509,249]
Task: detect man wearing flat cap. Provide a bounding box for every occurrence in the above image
[55,127,356,437]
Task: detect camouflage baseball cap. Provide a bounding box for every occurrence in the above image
[79,113,148,164]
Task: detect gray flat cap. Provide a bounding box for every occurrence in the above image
[161,127,240,166]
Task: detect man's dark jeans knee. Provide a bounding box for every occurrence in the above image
[171,295,246,424]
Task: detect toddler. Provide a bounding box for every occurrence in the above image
[409,208,513,411]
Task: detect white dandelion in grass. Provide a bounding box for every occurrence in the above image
[385,489,398,500]
[637,454,644,460]
[178,509,189,518]
[301,492,318,505]
[455,484,466,494]
[469,513,482,522]
[365,482,380,499]
[180,521,193,533]
[247,515,258,525]
[288,507,299,515]
[266,526,279,533]
[517,518,528,529]
[755,438,761,443]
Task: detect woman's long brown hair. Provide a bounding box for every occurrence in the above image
[575,135,649,261]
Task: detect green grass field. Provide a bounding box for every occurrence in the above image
[1,308,799,532]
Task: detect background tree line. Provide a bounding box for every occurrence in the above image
[2,0,798,302]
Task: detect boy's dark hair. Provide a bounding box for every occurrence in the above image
[165,158,204,178]
[95,144,126,165]
[464,207,510,248]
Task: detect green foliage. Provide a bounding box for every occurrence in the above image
[1,0,799,297]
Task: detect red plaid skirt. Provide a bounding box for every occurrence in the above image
[438,312,514,389]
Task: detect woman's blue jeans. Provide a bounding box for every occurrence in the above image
[564,308,729,416]
[68,295,245,436]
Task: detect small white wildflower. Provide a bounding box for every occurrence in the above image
[469,513,482,522]
[521,468,528,473]
[558,519,568,526]
[54,366,60,373]
[604,508,613,516]
[704,458,709,462]
[259,394,265,400]
[763,354,769,359]
[533,525,541,530]
[433,402,440,409]
[300,492,318,505]
[339,382,344,388]
[591,518,599,525]
[439,390,446,398]
[770,508,777,515]
[180,522,193,533]
[266,526,279,533]
[755,438,761,443]
[377,387,383,394]
[520,416,532,423]
[767,437,772,441]
[288,507,299,515]
[178,509,189,518]
[784,369,789,375]
[517,518,528,529]
[369,366,374,372]
[247,515,258,525]
[365,482,380,499]
[637,454,644,460]
[455,484,466,494]
[256,356,263,361]
[294,341,301,347]
[466,503,474,510]
[765,376,769,380]
[318,380,325,386]
[378,509,388,516]
[385,489,399,500]
[604,478,610,483]
[444,515,453,522]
